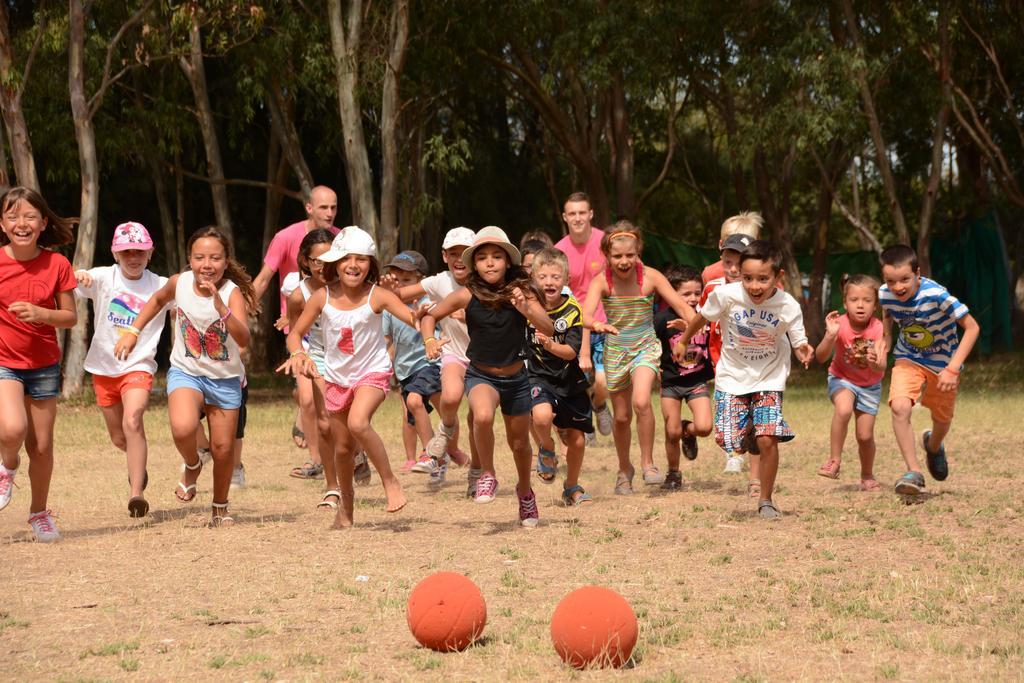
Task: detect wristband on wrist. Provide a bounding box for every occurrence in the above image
[424,337,436,344]
[126,325,141,337]
[289,349,307,358]
[218,308,231,322]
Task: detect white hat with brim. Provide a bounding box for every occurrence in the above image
[461,226,521,268]
[318,226,377,263]
[442,227,476,250]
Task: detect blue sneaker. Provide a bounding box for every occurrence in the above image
[922,430,948,481]
[894,471,926,495]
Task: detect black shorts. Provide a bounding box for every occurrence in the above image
[530,384,594,433]
[464,364,531,416]
[660,381,710,402]
[400,364,442,426]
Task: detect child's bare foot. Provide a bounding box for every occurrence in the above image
[383,477,407,512]
[332,496,354,528]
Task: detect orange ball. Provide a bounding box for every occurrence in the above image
[550,585,638,669]
[406,572,487,652]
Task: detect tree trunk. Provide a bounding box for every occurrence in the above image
[841,0,910,244]
[806,179,833,344]
[0,2,39,190]
[609,72,635,220]
[327,0,380,239]
[916,6,951,277]
[267,78,314,201]
[753,146,802,301]
[378,0,409,263]
[64,0,99,398]
[145,151,178,273]
[251,125,289,369]
[179,17,232,237]
[174,149,187,269]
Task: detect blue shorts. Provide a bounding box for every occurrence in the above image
[827,374,882,416]
[464,364,531,416]
[167,366,243,409]
[530,384,594,433]
[400,364,442,425]
[590,332,605,373]
[0,363,61,400]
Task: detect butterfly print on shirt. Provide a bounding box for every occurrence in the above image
[179,310,230,361]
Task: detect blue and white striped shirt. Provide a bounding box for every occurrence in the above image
[879,276,968,373]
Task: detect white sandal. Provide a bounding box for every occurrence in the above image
[175,458,202,503]
[211,500,234,527]
[317,490,342,510]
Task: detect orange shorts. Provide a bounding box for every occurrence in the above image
[92,371,154,407]
[888,360,957,423]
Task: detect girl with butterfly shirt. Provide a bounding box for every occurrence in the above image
[75,222,169,519]
[115,226,257,527]
[280,227,416,527]
[0,187,78,542]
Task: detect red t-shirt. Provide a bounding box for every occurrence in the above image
[702,260,725,285]
[699,276,726,368]
[0,249,77,369]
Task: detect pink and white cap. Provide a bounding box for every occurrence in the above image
[111,221,154,252]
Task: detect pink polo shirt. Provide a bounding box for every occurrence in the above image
[555,228,606,323]
[264,220,339,316]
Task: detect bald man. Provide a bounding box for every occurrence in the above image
[253,185,340,317]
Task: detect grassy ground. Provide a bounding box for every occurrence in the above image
[2,356,1023,681]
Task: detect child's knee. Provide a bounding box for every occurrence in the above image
[346,416,372,439]
[507,430,530,453]
[693,418,713,437]
[209,439,233,460]
[890,398,913,418]
[855,430,874,447]
[406,392,424,411]
[473,412,494,432]
[664,420,682,441]
[0,421,27,447]
[122,411,145,435]
[632,395,652,415]
[109,431,128,451]
[613,409,631,427]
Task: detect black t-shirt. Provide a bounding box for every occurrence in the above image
[527,294,588,398]
[465,296,526,366]
[654,307,714,388]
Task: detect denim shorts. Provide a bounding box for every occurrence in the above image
[828,374,882,416]
[401,364,442,425]
[166,366,243,409]
[464,364,532,416]
[0,363,61,400]
[530,384,594,433]
[590,332,605,373]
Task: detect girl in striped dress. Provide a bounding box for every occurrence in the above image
[582,223,695,494]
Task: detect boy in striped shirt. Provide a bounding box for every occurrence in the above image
[879,245,980,495]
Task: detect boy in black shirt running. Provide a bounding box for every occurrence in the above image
[654,265,714,489]
[527,248,595,505]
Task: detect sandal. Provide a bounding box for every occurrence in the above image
[127,496,149,518]
[536,447,558,483]
[643,466,666,485]
[292,424,307,448]
[747,479,761,498]
[210,500,234,527]
[175,458,202,502]
[290,461,324,480]
[758,500,780,520]
[817,458,841,479]
[860,478,882,492]
[561,484,593,506]
[353,451,371,486]
[614,468,634,495]
[317,490,342,510]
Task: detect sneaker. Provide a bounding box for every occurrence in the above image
[585,431,598,447]
[474,473,498,504]
[894,471,926,495]
[661,470,683,490]
[466,467,482,498]
[447,448,469,468]
[758,500,780,520]
[428,455,449,488]
[0,466,15,512]
[518,489,539,528]
[922,430,948,481]
[410,451,439,475]
[230,464,246,490]
[680,420,698,461]
[425,422,453,461]
[595,403,613,436]
[28,510,60,542]
[724,455,743,473]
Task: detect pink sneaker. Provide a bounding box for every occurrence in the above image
[447,448,470,467]
[474,473,498,504]
[518,488,539,528]
[28,510,60,542]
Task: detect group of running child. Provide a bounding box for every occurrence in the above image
[0,185,979,540]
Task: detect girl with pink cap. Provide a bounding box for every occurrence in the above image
[75,221,169,518]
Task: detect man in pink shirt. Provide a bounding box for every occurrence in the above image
[253,185,340,318]
[554,191,612,436]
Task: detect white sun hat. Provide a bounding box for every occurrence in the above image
[318,225,377,262]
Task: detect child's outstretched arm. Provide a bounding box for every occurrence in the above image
[581,276,612,333]
[279,287,326,378]
[374,286,418,329]
[114,274,178,360]
[420,288,470,360]
[938,313,980,391]
[815,311,841,364]
[379,272,428,304]
[511,288,554,336]
[678,311,708,347]
[649,268,696,324]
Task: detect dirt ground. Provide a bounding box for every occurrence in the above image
[2,362,1023,681]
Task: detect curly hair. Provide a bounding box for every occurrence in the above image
[466,244,541,308]
[0,186,76,248]
[186,226,260,315]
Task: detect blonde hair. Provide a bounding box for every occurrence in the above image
[721,211,763,240]
[532,247,568,278]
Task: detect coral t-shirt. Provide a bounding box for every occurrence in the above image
[555,228,606,323]
[829,314,885,387]
[264,221,339,316]
[702,260,724,285]
[0,248,77,369]
[699,276,727,367]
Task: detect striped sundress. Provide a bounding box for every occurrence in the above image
[601,263,662,392]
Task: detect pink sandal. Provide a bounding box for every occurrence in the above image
[817,458,841,479]
[859,478,881,491]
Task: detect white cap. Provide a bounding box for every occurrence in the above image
[442,227,476,250]
[318,226,377,263]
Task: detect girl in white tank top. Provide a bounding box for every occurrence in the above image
[116,227,257,528]
[279,226,418,527]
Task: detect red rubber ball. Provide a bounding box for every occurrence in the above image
[550,585,638,669]
[406,572,487,652]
